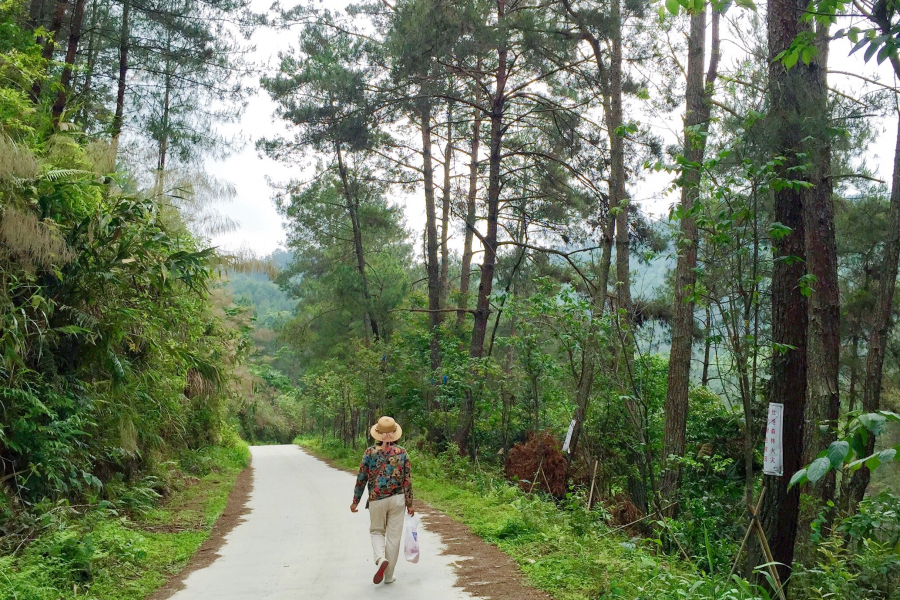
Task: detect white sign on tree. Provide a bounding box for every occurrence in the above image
[763,402,784,476]
[562,419,576,453]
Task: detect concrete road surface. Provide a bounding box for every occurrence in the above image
[168,444,478,600]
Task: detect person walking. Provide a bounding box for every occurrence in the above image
[351,416,414,585]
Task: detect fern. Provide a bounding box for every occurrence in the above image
[40,168,92,182]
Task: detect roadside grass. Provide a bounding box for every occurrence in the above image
[296,435,771,600]
[0,440,249,600]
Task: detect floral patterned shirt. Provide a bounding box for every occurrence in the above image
[353,444,413,508]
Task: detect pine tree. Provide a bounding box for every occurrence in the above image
[661,0,721,506]
[260,22,385,344]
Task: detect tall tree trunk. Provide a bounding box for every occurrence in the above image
[846,115,900,511]
[661,6,719,504]
[753,0,812,582]
[755,195,808,585]
[51,0,88,125]
[848,333,859,413]
[458,70,483,327]
[159,78,170,174]
[420,101,443,371]
[597,213,616,313]
[467,86,503,359]
[701,305,712,386]
[41,0,67,61]
[456,6,507,452]
[568,358,595,462]
[111,0,129,156]
[336,145,380,345]
[31,0,69,102]
[607,0,649,513]
[568,211,616,460]
[76,0,99,125]
[28,0,47,31]
[800,22,839,537]
[440,103,453,309]
[487,215,527,358]
[564,0,644,508]
[155,43,171,195]
[611,2,630,355]
[610,0,629,328]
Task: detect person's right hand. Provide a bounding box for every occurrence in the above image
[350,502,359,513]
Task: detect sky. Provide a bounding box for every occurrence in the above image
[207,0,898,258]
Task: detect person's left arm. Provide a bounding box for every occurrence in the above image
[351,451,369,512]
[402,450,414,515]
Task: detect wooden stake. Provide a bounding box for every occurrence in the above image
[753,516,786,600]
[529,455,545,493]
[729,524,754,578]
[540,464,553,492]
[660,517,692,562]
[727,487,786,600]
[587,460,599,510]
[729,487,767,577]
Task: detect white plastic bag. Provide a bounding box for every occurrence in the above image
[404,513,420,563]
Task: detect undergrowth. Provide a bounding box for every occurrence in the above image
[0,439,249,600]
[296,435,772,600]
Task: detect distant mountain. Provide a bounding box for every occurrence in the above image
[631,253,672,300]
[225,249,295,322]
[269,248,293,269]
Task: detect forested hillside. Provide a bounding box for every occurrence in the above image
[3,0,900,597]
[0,0,257,596]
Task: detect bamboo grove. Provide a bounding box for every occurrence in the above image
[0,0,253,544]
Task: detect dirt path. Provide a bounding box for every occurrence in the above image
[155,445,549,600]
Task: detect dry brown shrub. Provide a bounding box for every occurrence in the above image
[0,206,71,269]
[251,328,277,345]
[0,136,39,180]
[505,430,568,498]
[218,247,279,279]
[606,492,644,531]
[119,417,139,454]
[84,140,117,175]
[696,442,713,460]
[184,368,216,399]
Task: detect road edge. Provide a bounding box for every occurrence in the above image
[147,454,255,600]
[298,446,552,600]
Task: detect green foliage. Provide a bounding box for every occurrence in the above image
[840,492,900,551]
[269,169,412,356]
[790,411,900,488]
[226,269,295,326]
[235,363,304,444]
[0,14,251,599]
[0,441,248,600]
[1,144,243,506]
[664,388,747,572]
[774,31,819,69]
[300,435,773,600]
[791,493,900,599]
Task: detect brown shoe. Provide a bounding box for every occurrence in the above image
[373,560,389,584]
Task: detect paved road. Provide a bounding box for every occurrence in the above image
[168,445,477,600]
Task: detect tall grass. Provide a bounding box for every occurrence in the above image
[0,441,249,600]
[296,435,772,600]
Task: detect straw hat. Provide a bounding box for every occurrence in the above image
[370,416,402,442]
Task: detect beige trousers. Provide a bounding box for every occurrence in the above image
[368,493,406,579]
